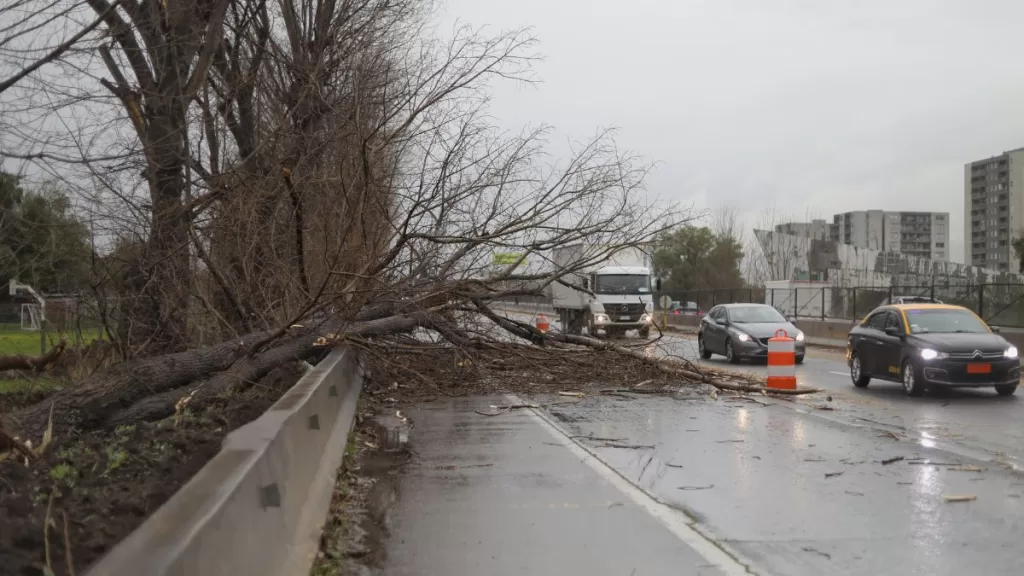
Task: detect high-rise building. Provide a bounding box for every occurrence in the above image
[964,148,1024,272]
[829,210,949,261]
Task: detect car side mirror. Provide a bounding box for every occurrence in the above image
[787,316,796,323]
[992,326,1001,334]
[884,326,902,337]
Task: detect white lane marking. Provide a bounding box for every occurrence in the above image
[829,371,848,376]
[511,394,756,576]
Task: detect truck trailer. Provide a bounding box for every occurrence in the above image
[548,244,660,338]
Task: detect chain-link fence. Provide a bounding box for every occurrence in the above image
[669,284,1024,327]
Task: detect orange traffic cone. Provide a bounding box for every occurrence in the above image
[536,313,550,333]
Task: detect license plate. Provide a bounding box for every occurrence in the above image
[619,316,631,321]
[967,363,992,374]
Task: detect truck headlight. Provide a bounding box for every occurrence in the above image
[920,348,948,360]
[1006,346,1018,359]
[594,314,609,324]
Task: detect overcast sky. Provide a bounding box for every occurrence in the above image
[438,0,1024,263]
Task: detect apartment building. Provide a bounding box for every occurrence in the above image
[829,210,949,261]
[964,148,1024,272]
[774,219,828,241]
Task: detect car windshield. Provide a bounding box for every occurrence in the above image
[905,308,989,334]
[728,306,786,323]
[594,274,651,294]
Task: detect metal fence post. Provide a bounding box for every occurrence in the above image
[888,285,893,303]
[821,289,826,320]
[930,284,935,302]
[712,290,716,306]
[979,284,985,319]
[852,287,857,320]
[794,288,799,319]
[749,288,753,303]
[770,289,775,308]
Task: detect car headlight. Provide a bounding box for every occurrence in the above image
[919,348,949,360]
[1006,346,1018,359]
[731,329,750,342]
[795,331,805,342]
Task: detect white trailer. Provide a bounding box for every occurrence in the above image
[549,244,659,338]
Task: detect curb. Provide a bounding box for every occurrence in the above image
[85,347,363,576]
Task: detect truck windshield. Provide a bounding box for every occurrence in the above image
[594,275,651,294]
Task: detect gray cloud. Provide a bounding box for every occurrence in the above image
[439,0,1024,263]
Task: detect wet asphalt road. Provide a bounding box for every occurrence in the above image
[487,312,1024,574]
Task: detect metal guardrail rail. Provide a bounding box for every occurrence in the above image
[85,347,363,576]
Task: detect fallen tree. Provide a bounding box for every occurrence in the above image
[0,340,66,372]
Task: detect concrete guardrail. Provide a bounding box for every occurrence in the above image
[86,347,363,576]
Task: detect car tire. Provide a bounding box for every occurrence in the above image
[995,384,1018,396]
[850,354,870,388]
[902,360,925,397]
[698,334,712,359]
[725,339,739,364]
[796,355,805,365]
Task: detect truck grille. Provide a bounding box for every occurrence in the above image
[608,303,646,315]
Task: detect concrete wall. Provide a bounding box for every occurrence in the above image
[85,348,363,576]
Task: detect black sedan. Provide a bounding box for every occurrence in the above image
[846,304,1020,396]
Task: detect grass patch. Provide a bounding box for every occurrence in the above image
[0,327,102,356]
[0,376,63,395]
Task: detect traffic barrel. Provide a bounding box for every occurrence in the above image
[767,329,797,390]
[536,313,550,333]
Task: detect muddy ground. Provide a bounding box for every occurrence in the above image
[0,364,304,576]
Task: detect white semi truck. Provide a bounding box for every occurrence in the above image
[549,244,660,338]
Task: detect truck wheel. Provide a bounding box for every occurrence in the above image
[639,326,651,339]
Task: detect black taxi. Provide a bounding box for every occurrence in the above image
[847,304,1020,397]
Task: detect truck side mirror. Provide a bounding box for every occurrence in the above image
[655,278,662,291]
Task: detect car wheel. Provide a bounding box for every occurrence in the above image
[902,360,925,397]
[995,384,1018,396]
[698,334,712,359]
[795,355,805,365]
[850,354,870,388]
[725,339,739,364]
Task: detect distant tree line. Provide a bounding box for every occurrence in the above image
[653,225,746,298]
[0,172,92,294]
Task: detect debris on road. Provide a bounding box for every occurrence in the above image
[881,456,904,465]
[942,495,977,503]
[948,465,984,472]
[677,484,714,491]
[474,403,540,417]
[665,462,684,468]
[878,431,902,440]
[845,490,864,496]
[716,439,744,443]
[801,547,832,560]
[557,391,585,398]
[825,471,844,478]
